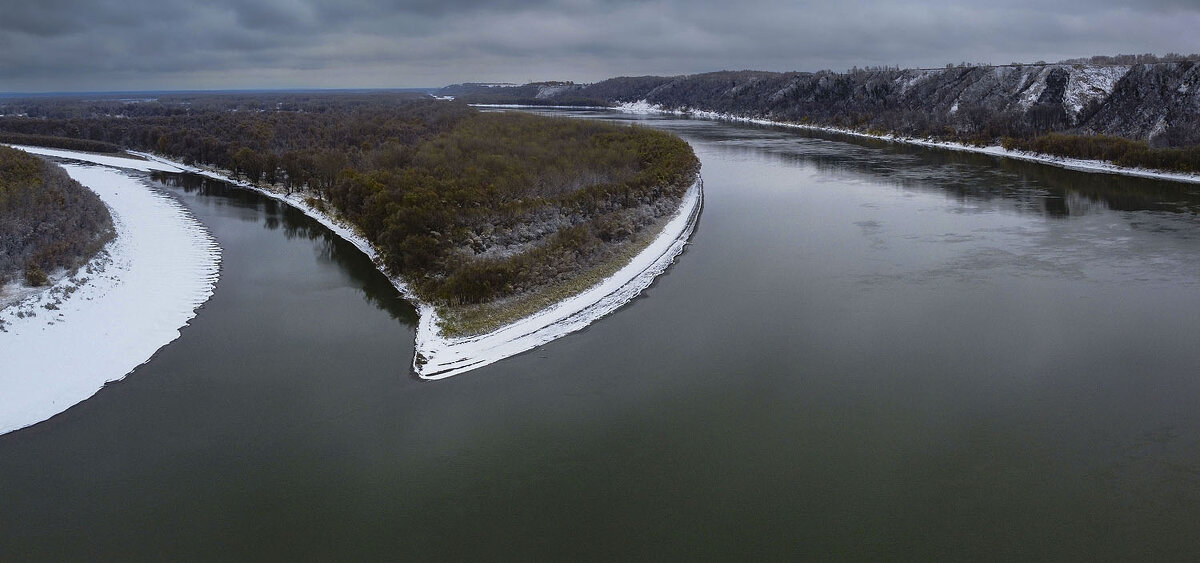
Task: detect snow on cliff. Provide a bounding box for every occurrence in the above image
[1064,65,1130,118]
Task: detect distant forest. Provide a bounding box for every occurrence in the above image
[0,146,114,287]
[0,94,698,317]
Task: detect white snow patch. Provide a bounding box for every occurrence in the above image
[535,85,572,99]
[951,143,1200,184]
[1148,116,1170,140]
[132,151,702,379]
[897,70,935,95]
[615,101,1200,185]
[0,161,220,435]
[4,145,184,172]
[1017,66,1053,110]
[617,100,665,114]
[1064,65,1129,117]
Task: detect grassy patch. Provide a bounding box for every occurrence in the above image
[1003,133,1200,174]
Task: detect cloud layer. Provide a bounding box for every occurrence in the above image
[2,0,1197,92]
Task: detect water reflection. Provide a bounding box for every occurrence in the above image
[152,172,418,325]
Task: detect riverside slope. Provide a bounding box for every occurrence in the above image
[133,152,703,379]
[546,62,1200,143]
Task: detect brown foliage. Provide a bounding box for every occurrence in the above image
[0,146,114,283]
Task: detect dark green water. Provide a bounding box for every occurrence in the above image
[4,111,1200,560]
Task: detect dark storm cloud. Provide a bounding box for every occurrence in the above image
[1,0,1197,91]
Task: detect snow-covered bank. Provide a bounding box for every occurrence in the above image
[617,101,1200,185]
[415,178,702,379]
[6,145,184,173]
[132,151,702,380]
[0,160,220,435]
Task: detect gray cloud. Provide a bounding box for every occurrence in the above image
[1,0,1197,92]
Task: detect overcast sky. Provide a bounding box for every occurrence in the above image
[2,0,1198,92]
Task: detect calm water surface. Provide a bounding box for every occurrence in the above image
[4,111,1200,560]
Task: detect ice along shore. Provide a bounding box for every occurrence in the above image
[0,147,220,435]
[125,151,703,379]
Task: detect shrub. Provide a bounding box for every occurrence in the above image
[25,265,48,286]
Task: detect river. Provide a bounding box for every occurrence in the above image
[3,110,1200,560]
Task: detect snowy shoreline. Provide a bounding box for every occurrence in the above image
[416,178,702,379]
[0,149,220,435]
[127,152,702,379]
[616,101,1200,185]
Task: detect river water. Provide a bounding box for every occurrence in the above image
[4,110,1200,560]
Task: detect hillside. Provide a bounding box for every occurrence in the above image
[442,57,1200,168]
[568,62,1200,145]
[0,146,114,288]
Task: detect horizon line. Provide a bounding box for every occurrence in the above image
[0,87,442,98]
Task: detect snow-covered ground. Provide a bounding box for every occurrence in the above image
[617,101,1200,185]
[0,153,219,435]
[130,151,703,379]
[1064,65,1130,118]
[6,145,184,173]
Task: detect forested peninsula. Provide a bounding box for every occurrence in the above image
[0,146,113,291]
[0,94,699,335]
[444,55,1200,174]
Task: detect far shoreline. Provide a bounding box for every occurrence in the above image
[613,101,1200,186]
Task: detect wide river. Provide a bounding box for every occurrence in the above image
[4,110,1200,560]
